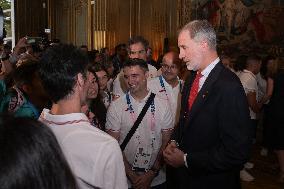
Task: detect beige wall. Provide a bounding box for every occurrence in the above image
[48,0,189,58]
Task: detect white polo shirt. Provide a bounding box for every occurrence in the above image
[106,92,174,187]
[147,76,183,125]
[39,109,128,189]
[237,69,259,119]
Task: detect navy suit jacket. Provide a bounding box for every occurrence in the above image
[172,62,252,189]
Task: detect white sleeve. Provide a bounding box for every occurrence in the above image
[105,102,121,132]
[160,101,174,131]
[101,141,128,189]
[244,76,257,94]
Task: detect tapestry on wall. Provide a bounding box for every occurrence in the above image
[191,0,284,57]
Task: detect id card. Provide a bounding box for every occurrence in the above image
[132,147,152,170]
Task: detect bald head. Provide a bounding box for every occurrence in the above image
[161,51,181,83]
[162,52,181,68]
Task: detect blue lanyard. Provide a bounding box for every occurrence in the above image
[126,92,155,126]
[159,75,182,95]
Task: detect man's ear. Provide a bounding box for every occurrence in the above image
[200,40,209,50]
[145,70,149,79]
[146,48,150,56]
[77,73,85,88]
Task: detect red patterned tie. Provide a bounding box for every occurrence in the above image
[188,72,202,109]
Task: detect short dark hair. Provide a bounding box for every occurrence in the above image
[80,45,88,49]
[123,58,149,72]
[115,43,127,53]
[100,47,108,54]
[233,55,248,72]
[13,60,39,88]
[246,54,261,68]
[128,36,149,50]
[247,54,261,63]
[260,55,276,78]
[39,44,88,103]
[89,63,108,77]
[86,63,100,80]
[0,115,77,189]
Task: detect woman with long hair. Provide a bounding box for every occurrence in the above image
[81,63,107,131]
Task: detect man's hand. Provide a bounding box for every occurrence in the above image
[163,141,185,168]
[132,171,155,189]
[13,37,28,55]
[128,171,140,187]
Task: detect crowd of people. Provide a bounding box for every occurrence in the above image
[0,19,284,189]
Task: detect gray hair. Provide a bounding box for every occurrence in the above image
[180,20,217,50]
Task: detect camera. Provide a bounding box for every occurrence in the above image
[25,37,42,45]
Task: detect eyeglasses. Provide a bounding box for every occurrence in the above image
[161,64,178,70]
[129,50,146,55]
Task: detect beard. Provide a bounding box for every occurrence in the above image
[185,54,203,71]
[186,61,199,71]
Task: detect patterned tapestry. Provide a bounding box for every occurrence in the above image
[190,0,284,57]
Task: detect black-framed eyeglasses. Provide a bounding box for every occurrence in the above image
[161,63,177,70]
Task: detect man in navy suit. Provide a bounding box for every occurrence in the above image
[163,20,252,189]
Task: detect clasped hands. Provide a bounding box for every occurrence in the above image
[129,170,156,189]
[163,140,185,168]
[129,141,185,188]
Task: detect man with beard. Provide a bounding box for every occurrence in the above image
[112,36,158,98]
[163,20,252,189]
[106,58,173,189]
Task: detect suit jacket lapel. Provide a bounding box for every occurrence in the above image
[176,71,194,142]
[181,71,195,116]
[184,62,223,130]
